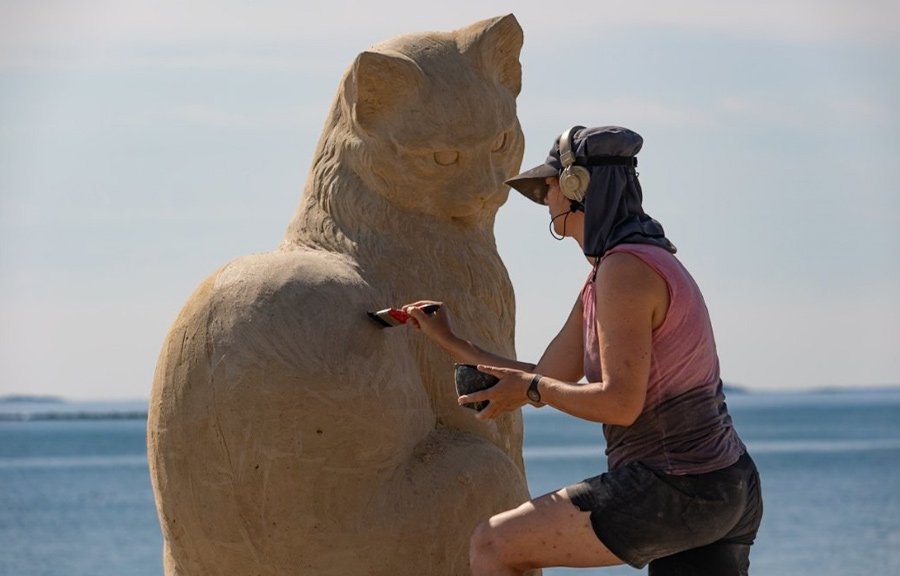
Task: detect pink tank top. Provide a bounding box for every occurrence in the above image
[582,243,745,474]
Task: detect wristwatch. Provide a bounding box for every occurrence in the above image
[527,374,543,404]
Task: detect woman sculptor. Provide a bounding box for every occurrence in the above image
[403,126,763,576]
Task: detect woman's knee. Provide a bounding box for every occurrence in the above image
[469,519,500,567]
[469,517,536,573]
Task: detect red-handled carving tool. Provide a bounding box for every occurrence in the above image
[367,303,441,328]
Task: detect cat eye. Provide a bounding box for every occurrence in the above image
[491,132,508,152]
[434,150,459,166]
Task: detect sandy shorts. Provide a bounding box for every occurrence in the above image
[566,452,763,575]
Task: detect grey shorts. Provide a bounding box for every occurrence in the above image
[566,452,763,575]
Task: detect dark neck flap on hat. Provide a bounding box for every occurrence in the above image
[582,166,676,258]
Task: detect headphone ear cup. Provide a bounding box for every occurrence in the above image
[559,165,590,202]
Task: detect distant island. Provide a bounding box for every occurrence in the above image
[723,383,750,395]
[0,395,148,422]
[0,394,66,404]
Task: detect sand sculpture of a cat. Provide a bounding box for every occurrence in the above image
[148,14,532,575]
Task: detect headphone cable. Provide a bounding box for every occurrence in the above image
[549,210,571,241]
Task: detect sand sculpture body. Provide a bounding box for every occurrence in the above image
[148,14,532,575]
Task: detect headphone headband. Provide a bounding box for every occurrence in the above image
[584,155,638,167]
[558,126,581,170]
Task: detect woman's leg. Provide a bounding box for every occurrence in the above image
[648,542,752,576]
[469,487,626,575]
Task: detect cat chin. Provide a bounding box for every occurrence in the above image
[431,197,506,222]
[374,189,506,222]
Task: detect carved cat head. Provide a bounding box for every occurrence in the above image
[337,14,525,221]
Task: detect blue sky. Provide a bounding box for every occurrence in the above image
[1,1,898,399]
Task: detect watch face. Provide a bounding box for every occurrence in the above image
[527,387,541,403]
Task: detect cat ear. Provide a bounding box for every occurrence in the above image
[458,14,523,97]
[342,50,423,132]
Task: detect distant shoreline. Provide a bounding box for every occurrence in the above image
[0,396,149,422]
[2,385,899,421]
[0,411,148,422]
[0,395,148,405]
[0,394,67,404]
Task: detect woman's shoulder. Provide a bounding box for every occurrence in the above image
[597,243,664,288]
[605,242,675,259]
[594,246,672,330]
[605,243,685,275]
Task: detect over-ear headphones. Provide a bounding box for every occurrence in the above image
[557,126,591,203]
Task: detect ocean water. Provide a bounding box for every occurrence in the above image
[1,389,899,575]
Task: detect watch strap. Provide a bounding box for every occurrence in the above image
[528,373,543,405]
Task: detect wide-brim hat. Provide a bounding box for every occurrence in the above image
[504,152,563,204]
[505,126,643,204]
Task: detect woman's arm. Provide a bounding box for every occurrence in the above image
[532,293,585,383]
[463,253,669,425]
[404,301,535,371]
[405,293,586,380]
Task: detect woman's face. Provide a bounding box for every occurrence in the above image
[544,176,565,209]
[543,176,586,242]
[544,176,570,235]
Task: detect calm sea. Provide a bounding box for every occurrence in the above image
[2,389,899,576]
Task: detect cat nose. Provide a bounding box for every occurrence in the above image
[460,161,503,193]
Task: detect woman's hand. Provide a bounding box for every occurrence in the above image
[458,365,537,420]
[403,300,455,345]
[403,301,538,376]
